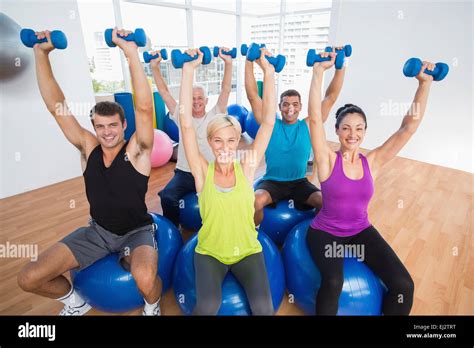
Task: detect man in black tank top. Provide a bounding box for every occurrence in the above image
[17,29,162,316]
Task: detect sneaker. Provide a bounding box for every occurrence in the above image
[59,302,92,316]
[142,304,161,316]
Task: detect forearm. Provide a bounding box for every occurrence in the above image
[308,68,325,123]
[324,67,345,102]
[261,70,276,126]
[321,68,345,122]
[34,51,66,115]
[221,62,232,94]
[216,62,232,112]
[152,65,171,97]
[126,52,152,111]
[179,66,194,128]
[245,60,259,101]
[402,81,432,132]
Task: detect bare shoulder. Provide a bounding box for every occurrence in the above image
[365,148,377,164]
[364,149,381,180]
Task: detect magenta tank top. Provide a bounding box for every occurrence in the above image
[311,151,374,236]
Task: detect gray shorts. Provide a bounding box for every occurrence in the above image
[61,218,157,271]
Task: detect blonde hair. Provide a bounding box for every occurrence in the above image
[207,115,242,139]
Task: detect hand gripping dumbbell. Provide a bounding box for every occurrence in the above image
[20,29,68,49]
[403,58,449,81]
[171,47,212,69]
[104,28,147,47]
[245,43,286,73]
[213,47,237,58]
[240,43,265,56]
[306,44,352,69]
[143,49,169,63]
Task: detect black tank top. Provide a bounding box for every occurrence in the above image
[83,141,152,235]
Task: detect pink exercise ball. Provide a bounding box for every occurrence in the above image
[151,129,173,168]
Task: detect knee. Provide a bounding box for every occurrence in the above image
[254,193,269,212]
[17,266,40,293]
[132,266,157,294]
[158,189,178,207]
[193,296,221,315]
[390,273,415,297]
[308,191,322,208]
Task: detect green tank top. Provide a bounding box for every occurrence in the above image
[195,160,262,264]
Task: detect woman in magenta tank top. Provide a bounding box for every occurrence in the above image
[306,50,436,315]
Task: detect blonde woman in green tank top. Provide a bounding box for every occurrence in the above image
[178,48,277,315]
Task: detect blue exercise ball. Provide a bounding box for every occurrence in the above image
[1,13,31,81]
[178,192,202,231]
[71,213,183,313]
[244,111,260,139]
[244,111,281,139]
[282,219,387,315]
[164,112,179,142]
[172,231,285,315]
[227,104,248,133]
[254,176,316,245]
[260,200,316,245]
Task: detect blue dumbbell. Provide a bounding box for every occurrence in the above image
[213,46,237,58]
[171,47,212,69]
[246,43,286,73]
[240,43,265,56]
[20,29,68,49]
[143,49,168,63]
[104,28,146,47]
[325,45,352,69]
[403,58,449,81]
[306,44,352,69]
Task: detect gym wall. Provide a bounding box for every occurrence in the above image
[326,0,472,173]
[0,0,95,198]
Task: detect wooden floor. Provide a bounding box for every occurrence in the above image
[0,140,472,315]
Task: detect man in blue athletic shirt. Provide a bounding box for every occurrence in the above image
[245,47,347,225]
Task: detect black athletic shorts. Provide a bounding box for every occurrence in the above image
[255,178,320,207]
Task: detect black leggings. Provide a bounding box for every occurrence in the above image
[306,225,414,315]
[193,252,274,315]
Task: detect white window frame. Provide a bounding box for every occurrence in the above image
[113,0,333,102]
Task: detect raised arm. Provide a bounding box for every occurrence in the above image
[244,60,263,124]
[216,47,233,114]
[321,66,345,122]
[113,29,154,153]
[33,31,97,158]
[150,52,177,115]
[242,49,276,179]
[367,62,434,175]
[304,46,346,125]
[308,51,336,182]
[179,49,208,192]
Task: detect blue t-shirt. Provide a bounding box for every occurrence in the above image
[263,118,311,181]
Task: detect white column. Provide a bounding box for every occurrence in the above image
[112,0,132,93]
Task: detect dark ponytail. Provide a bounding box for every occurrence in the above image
[335,104,367,129]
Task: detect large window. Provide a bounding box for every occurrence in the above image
[194,10,237,105]
[281,10,332,108]
[77,0,124,94]
[242,0,281,16]
[120,1,188,99]
[77,0,333,109]
[192,0,236,12]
